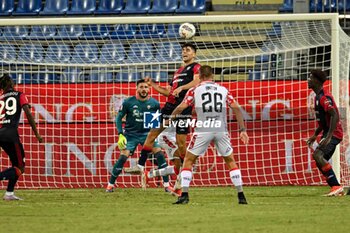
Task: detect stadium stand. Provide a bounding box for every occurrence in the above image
[28,25,56,39]
[45,44,71,63]
[176,0,206,14]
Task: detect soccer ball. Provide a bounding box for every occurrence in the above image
[179,23,196,39]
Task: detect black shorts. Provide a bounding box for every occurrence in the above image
[318,137,342,161]
[161,102,192,134]
[0,141,25,170]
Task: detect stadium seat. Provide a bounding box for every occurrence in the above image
[144,70,169,82]
[33,70,56,84]
[17,44,44,63]
[0,0,14,16]
[71,43,99,64]
[176,0,205,14]
[0,44,16,62]
[121,0,151,14]
[12,71,36,84]
[165,24,181,38]
[110,24,137,39]
[148,0,178,14]
[126,43,154,63]
[56,25,83,39]
[279,0,293,13]
[40,0,69,15]
[45,44,71,63]
[248,70,269,80]
[95,0,123,14]
[90,68,114,82]
[99,42,125,64]
[116,70,141,82]
[63,67,83,83]
[13,0,42,16]
[28,25,56,39]
[83,24,110,39]
[67,0,96,15]
[2,26,28,40]
[155,42,181,62]
[137,24,165,39]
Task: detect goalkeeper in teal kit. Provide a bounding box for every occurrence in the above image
[106,79,175,193]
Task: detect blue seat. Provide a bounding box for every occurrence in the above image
[126,43,153,63]
[137,24,165,39]
[279,0,293,13]
[40,0,68,15]
[164,24,181,38]
[99,42,125,64]
[337,0,350,11]
[71,43,99,64]
[13,0,42,15]
[310,0,322,12]
[33,70,56,84]
[2,26,29,40]
[95,0,123,14]
[28,25,56,39]
[45,44,71,63]
[155,42,181,62]
[144,70,168,82]
[12,72,37,84]
[55,25,83,39]
[176,0,205,14]
[121,0,151,14]
[90,68,114,82]
[248,70,269,81]
[83,24,110,39]
[110,24,137,39]
[148,0,177,14]
[17,44,44,63]
[67,0,96,15]
[0,44,16,63]
[116,70,141,82]
[0,0,14,16]
[63,67,83,83]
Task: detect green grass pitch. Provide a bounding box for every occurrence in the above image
[0,186,349,233]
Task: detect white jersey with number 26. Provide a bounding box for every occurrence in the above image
[183,80,236,133]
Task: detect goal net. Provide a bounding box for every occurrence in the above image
[0,14,349,188]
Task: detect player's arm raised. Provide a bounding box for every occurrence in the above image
[23,105,43,143]
[144,76,171,97]
[170,102,189,121]
[229,101,249,144]
[172,73,200,97]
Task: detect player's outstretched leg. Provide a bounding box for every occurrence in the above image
[106,154,128,192]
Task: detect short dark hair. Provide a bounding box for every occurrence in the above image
[0,73,14,90]
[199,65,213,78]
[311,69,328,84]
[181,42,197,53]
[136,79,146,86]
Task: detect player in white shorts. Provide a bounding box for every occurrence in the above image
[171,65,249,205]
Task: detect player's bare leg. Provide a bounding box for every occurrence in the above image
[222,154,248,204]
[173,151,198,204]
[313,149,343,196]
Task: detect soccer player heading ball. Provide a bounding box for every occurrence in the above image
[171,65,249,205]
[306,69,344,196]
[0,74,43,201]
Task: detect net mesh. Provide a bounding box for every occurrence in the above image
[0,15,349,188]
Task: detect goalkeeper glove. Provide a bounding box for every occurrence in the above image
[118,134,127,150]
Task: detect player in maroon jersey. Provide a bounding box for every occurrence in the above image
[306,69,344,196]
[127,43,201,189]
[0,74,42,200]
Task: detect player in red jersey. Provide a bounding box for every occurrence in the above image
[306,69,344,196]
[0,74,42,200]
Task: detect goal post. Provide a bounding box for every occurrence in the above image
[0,13,349,188]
